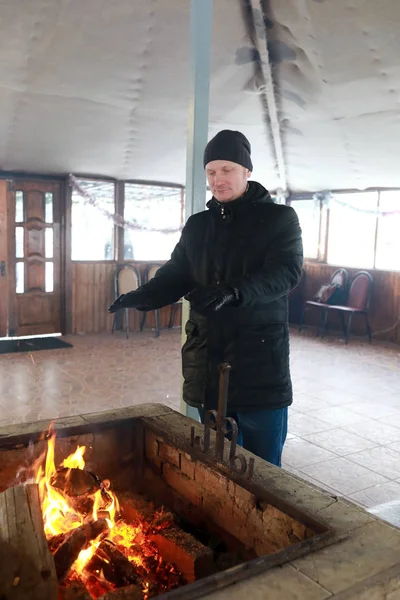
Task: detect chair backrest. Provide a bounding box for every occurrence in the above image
[348,271,373,311]
[289,268,306,296]
[144,263,162,283]
[114,265,141,296]
[330,268,349,289]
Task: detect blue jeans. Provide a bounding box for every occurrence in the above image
[198,407,288,467]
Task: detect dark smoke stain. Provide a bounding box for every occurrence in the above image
[267,40,296,65]
[282,90,306,108]
[235,46,260,65]
[282,119,303,136]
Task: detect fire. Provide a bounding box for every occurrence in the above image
[35,431,84,536]
[32,427,183,598]
[34,430,126,580]
[63,445,86,470]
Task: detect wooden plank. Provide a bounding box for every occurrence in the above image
[0,483,58,599]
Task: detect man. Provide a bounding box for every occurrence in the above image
[109,130,303,466]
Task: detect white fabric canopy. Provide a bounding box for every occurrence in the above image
[0,0,399,192]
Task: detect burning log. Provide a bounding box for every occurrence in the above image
[51,467,100,497]
[96,539,145,587]
[54,519,109,581]
[99,584,143,599]
[59,576,92,600]
[0,483,58,600]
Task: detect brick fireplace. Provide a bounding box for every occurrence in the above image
[1,404,400,599]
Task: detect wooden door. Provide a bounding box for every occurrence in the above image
[0,181,8,337]
[7,180,62,336]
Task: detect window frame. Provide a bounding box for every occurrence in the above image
[70,177,185,263]
[289,189,400,272]
[289,196,327,263]
[71,177,117,262]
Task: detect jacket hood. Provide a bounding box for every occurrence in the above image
[206,181,273,211]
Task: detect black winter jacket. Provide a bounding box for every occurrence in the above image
[139,181,303,412]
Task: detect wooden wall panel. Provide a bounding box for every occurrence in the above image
[71,262,181,335]
[72,263,116,334]
[303,262,400,344]
[72,261,399,344]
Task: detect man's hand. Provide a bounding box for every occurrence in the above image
[108,294,126,313]
[185,284,239,313]
[108,290,152,313]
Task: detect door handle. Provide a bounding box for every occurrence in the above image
[0,261,6,277]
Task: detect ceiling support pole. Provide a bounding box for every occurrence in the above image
[180,0,213,418]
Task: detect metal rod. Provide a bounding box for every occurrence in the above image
[215,362,231,461]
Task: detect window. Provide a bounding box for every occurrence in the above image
[375,191,400,271]
[291,199,320,259]
[287,190,400,271]
[123,184,182,261]
[327,192,378,269]
[71,180,115,260]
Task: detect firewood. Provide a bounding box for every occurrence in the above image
[0,483,58,600]
[51,467,100,497]
[59,576,92,600]
[99,583,143,599]
[48,531,67,553]
[96,540,146,588]
[85,552,112,579]
[54,519,109,581]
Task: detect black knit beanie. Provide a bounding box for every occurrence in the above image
[203,130,253,171]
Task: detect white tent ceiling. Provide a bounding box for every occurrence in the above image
[0,0,399,192]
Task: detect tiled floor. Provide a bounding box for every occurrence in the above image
[0,328,400,512]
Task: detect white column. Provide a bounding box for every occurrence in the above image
[180,0,213,418]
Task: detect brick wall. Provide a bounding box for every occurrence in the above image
[143,429,315,556]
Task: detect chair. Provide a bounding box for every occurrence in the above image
[140,264,162,337]
[168,298,182,329]
[299,268,349,334]
[111,265,141,339]
[288,268,306,325]
[321,271,373,344]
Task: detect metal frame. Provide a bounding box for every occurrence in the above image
[111,264,142,339]
[140,263,163,338]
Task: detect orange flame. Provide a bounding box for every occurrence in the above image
[63,445,86,470]
[35,432,83,537]
[34,428,144,586]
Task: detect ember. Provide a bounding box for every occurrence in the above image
[32,426,185,599]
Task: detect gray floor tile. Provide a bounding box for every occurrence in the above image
[298,456,389,495]
[343,420,400,445]
[288,412,335,437]
[311,406,369,427]
[348,481,400,508]
[303,428,379,456]
[346,446,400,480]
[349,400,400,420]
[282,438,338,469]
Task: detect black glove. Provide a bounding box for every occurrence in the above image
[108,290,152,313]
[185,284,240,314]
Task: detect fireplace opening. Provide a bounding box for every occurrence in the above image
[0,407,338,600]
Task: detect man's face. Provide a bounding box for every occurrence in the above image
[205,160,251,203]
